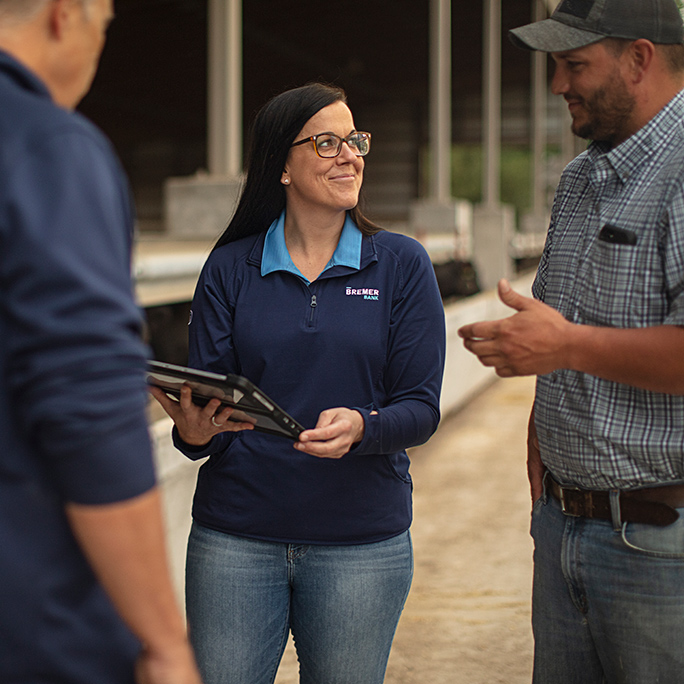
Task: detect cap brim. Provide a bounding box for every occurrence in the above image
[509,18,605,52]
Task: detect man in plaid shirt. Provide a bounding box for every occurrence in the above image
[460,0,684,681]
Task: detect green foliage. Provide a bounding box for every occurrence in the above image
[449,144,532,217]
[449,145,482,205]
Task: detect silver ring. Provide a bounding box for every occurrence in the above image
[211,416,221,428]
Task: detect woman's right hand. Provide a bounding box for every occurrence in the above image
[150,385,255,446]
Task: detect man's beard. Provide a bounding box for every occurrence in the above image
[570,76,636,146]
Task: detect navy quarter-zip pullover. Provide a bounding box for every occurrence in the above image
[0,50,155,682]
[174,216,446,544]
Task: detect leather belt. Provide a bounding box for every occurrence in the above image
[548,477,684,527]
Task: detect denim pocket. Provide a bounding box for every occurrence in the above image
[621,508,684,558]
[532,495,545,515]
[530,495,546,538]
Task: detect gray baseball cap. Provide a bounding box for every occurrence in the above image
[509,0,684,52]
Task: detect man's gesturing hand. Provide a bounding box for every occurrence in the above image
[457,279,572,377]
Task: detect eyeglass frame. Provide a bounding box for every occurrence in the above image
[290,131,371,159]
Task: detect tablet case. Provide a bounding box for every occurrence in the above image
[147,360,304,439]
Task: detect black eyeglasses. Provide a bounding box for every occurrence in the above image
[290,131,371,158]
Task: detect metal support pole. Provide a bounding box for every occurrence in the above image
[482,0,501,208]
[531,0,547,217]
[208,0,242,177]
[430,0,452,203]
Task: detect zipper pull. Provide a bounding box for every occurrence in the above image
[309,294,317,324]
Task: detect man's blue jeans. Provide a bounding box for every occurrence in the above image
[531,488,684,684]
[185,523,413,684]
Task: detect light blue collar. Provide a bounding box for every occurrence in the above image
[261,211,362,283]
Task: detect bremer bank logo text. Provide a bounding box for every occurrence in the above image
[346,287,379,301]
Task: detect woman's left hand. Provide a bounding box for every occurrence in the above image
[294,407,365,459]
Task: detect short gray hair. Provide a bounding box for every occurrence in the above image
[0,0,96,24]
[0,0,49,23]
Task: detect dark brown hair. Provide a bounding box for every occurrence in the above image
[213,83,380,250]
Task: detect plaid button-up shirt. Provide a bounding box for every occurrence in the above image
[533,90,684,490]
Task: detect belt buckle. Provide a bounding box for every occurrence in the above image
[558,484,584,517]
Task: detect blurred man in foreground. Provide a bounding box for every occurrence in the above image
[0,1,202,682]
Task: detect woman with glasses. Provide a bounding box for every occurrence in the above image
[152,83,445,684]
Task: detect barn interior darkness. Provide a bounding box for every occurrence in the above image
[78,0,535,232]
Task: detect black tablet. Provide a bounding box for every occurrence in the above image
[146,360,305,439]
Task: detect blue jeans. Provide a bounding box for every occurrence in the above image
[185,523,413,684]
[531,488,684,684]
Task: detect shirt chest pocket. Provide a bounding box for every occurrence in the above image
[578,239,652,328]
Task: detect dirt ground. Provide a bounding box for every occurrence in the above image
[274,375,537,684]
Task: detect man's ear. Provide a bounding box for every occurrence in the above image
[627,39,656,84]
[23,0,67,41]
[49,0,82,40]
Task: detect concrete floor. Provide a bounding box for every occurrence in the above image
[274,375,537,683]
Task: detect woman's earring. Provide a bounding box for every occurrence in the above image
[283,178,290,185]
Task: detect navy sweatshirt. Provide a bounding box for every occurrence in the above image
[174,221,446,544]
[0,51,154,683]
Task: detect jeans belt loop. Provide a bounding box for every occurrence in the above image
[609,490,622,532]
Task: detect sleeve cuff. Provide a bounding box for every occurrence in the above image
[348,407,381,456]
[172,425,219,460]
